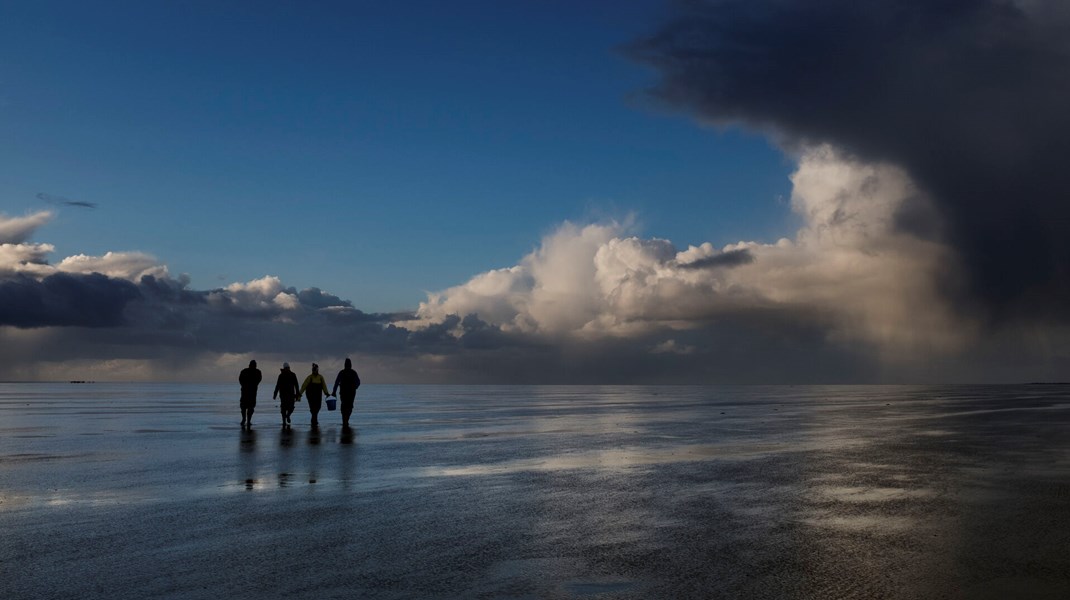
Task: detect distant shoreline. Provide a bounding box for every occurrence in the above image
[1,380,1070,386]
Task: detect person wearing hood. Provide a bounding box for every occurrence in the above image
[273,362,300,426]
[332,358,361,429]
[299,363,332,427]
[238,360,262,428]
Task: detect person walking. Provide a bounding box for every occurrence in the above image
[239,360,262,428]
[299,363,331,427]
[273,362,300,426]
[331,358,361,429]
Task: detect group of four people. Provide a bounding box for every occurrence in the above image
[238,359,361,429]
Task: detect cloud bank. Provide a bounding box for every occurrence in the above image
[0,210,409,381]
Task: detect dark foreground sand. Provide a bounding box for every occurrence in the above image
[2,384,1069,599]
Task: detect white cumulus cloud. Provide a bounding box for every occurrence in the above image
[1,211,172,282]
[0,242,55,276]
[57,251,169,281]
[404,147,969,357]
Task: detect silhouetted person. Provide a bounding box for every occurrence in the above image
[239,359,262,428]
[299,363,331,427]
[273,362,300,426]
[332,358,361,429]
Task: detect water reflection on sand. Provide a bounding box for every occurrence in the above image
[1,383,1069,599]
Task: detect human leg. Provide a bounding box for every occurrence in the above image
[341,392,355,427]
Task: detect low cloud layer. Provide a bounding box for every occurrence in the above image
[629,0,1070,320]
[0,272,139,328]
[0,210,407,380]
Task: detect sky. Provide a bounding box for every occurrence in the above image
[3,0,1070,383]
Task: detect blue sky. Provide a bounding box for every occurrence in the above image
[1,0,793,312]
[9,0,1063,384]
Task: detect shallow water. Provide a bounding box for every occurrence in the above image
[2,384,1069,599]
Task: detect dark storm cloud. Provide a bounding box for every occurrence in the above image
[0,272,139,328]
[139,274,206,305]
[629,0,1070,318]
[407,315,463,351]
[678,248,754,270]
[457,314,522,350]
[296,287,352,309]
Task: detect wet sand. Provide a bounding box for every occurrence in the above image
[2,384,1069,599]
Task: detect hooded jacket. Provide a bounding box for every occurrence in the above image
[332,358,361,397]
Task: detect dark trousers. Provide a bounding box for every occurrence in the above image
[340,392,356,423]
[307,395,322,421]
[280,399,295,416]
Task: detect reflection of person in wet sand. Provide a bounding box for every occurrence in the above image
[299,363,332,427]
[332,358,361,429]
[239,360,262,428]
[240,426,257,452]
[273,362,300,426]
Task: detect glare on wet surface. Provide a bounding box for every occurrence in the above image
[2,383,1069,599]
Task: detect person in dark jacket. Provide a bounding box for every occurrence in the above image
[239,360,262,428]
[299,363,331,427]
[273,362,300,426]
[332,358,361,429]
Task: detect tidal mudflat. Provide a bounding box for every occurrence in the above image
[2,384,1069,599]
